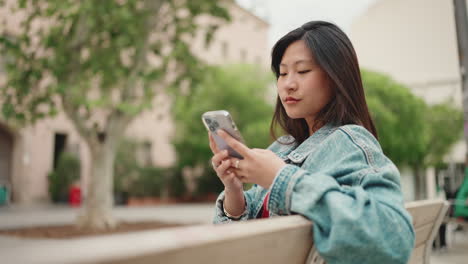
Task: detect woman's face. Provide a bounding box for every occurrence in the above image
[277,40,333,124]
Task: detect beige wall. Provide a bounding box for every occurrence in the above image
[351,0,461,103]
[350,0,465,164]
[192,4,270,66]
[1,3,270,204]
[3,114,91,203]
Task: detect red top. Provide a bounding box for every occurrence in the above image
[260,192,270,218]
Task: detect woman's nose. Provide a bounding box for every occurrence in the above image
[284,75,298,91]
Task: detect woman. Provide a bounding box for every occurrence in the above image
[209,21,415,264]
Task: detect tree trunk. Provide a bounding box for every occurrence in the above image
[77,140,118,230]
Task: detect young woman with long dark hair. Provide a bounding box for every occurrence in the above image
[209,21,415,264]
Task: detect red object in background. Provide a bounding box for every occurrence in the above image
[69,185,81,207]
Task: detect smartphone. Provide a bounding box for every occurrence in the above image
[202,110,244,159]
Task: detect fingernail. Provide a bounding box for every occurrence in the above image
[226,170,231,174]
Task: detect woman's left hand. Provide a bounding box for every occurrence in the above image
[217,130,286,189]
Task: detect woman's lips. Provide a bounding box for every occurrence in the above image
[285,97,301,104]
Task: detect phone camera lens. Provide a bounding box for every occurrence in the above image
[209,125,215,132]
[205,118,212,124]
[212,120,219,128]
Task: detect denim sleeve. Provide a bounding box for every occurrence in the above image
[268,146,415,263]
[213,185,258,224]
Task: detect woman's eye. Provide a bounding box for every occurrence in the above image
[298,70,311,74]
[279,73,287,76]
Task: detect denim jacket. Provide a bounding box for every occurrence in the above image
[213,124,415,264]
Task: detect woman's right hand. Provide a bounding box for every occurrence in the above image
[209,133,243,192]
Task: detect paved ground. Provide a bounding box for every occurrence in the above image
[0,203,215,252]
[1,204,467,263]
[0,203,215,229]
[431,224,468,264]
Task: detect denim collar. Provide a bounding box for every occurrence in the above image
[279,123,338,163]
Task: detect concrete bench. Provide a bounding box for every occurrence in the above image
[406,199,449,264]
[1,199,448,264]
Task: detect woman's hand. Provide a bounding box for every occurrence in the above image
[209,133,243,192]
[217,130,286,189]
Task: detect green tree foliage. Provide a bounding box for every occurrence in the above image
[362,70,428,166]
[173,64,274,194]
[362,70,463,167]
[0,0,229,124]
[114,138,186,200]
[48,152,80,203]
[113,139,140,196]
[0,0,230,228]
[423,104,463,166]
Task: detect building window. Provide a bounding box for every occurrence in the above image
[241,49,247,62]
[0,125,13,185]
[136,141,152,167]
[98,132,106,143]
[53,133,68,169]
[255,56,262,65]
[222,41,228,59]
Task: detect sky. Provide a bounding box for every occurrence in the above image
[236,0,379,47]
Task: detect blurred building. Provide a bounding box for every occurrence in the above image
[0,3,269,204]
[350,0,466,201]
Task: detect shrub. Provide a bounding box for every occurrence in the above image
[127,167,164,197]
[114,139,140,195]
[48,152,80,203]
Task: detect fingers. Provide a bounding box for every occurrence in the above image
[217,158,248,184]
[208,133,220,154]
[217,130,251,158]
[211,149,229,168]
[226,157,249,183]
[228,157,242,170]
[216,159,232,176]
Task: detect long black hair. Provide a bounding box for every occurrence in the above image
[270,21,377,144]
